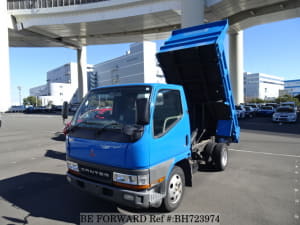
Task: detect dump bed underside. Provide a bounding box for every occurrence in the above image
[157,20,239,143]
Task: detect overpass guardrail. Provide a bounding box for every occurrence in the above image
[7,0,109,10]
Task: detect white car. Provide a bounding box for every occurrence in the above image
[245,104,259,112]
[272,107,297,123]
[280,102,297,112]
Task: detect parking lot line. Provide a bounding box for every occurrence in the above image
[229,148,300,158]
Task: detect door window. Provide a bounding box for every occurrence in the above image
[153,90,183,137]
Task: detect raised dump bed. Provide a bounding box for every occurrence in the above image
[157,20,239,143]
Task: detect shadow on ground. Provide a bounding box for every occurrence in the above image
[0,172,165,225]
[44,149,66,161]
[0,172,120,225]
[51,132,66,142]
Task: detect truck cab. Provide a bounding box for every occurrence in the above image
[65,20,239,211]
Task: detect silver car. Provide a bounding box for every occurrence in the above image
[272,107,297,123]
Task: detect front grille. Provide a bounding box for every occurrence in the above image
[278,118,288,121]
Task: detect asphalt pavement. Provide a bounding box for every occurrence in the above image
[0,113,299,225]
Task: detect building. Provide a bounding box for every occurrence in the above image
[244,72,284,101]
[94,42,165,87]
[283,79,300,96]
[30,41,164,106]
[30,63,94,106]
[29,84,48,97]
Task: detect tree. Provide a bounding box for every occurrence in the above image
[247,98,264,103]
[275,94,299,106]
[23,96,42,106]
[47,100,53,107]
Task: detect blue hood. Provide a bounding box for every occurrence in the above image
[67,137,128,168]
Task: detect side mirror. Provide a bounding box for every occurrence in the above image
[62,101,69,120]
[136,98,149,125]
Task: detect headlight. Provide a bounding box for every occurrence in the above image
[67,161,79,172]
[113,172,151,190]
[113,172,149,185]
[113,172,138,185]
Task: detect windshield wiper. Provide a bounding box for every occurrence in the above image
[68,120,99,132]
[96,122,123,135]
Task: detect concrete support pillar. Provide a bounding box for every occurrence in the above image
[181,0,205,28]
[77,47,87,102]
[229,30,244,104]
[0,2,11,112]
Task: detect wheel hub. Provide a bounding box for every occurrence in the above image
[168,174,183,204]
[222,148,228,167]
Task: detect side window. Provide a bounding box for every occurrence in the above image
[153,90,183,137]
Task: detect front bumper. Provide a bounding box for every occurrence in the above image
[272,117,296,122]
[67,173,165,208]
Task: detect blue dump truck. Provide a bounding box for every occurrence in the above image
[63,20,239,212]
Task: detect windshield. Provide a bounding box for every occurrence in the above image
[261,106,273,110]
[72,86,152,129]
[276,107,295,113]
[281,103,295,108]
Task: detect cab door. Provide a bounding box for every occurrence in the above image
[149,88,191,169]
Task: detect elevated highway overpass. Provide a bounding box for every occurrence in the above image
[1,0,300,111]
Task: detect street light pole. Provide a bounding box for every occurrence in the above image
[17,86,22,106]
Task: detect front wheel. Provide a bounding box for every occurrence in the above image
[162,166,185,212]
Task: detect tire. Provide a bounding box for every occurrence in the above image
[212,143,228,171]
[202,142,216,163]
[162,166,185,212]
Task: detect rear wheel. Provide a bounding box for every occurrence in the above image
[162,166,185,212]
[202,142,216,164]
[212,143,228,171]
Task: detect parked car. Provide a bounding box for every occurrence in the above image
[23,106,34,113]
[244,106,255,118]
[280,102,297,112]
[245,104,259,112]
[51,105,63,112]
[257,106,275,117]
[272,107,297,123]
[265,103,278,109]
[235,105,246,119]
[7,105,25,113]
[0,113,2,127]
[70,103,80,112]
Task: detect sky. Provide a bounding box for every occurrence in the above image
[9,17,300,105]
